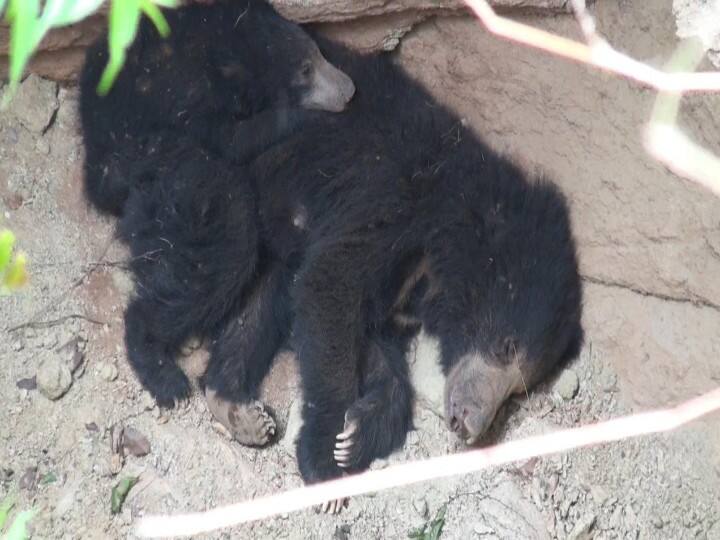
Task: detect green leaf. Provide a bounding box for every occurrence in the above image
[3,509,35,540]
[2,252,28,290]
[0,493,17,529]
[39,471,57,485]
[426,505,446,540]
[110,476,138,514]
[6,0,41,98]
[407,504,446,540]
[139,0,170,38]
[97,0,141,95]
[0,229,15,273]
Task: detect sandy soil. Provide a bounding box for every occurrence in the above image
[1,1,719,539]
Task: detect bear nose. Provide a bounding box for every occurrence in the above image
[449,401,468,433]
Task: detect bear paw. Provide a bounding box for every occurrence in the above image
[206,389,276,446]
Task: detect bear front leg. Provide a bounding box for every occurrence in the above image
[204,262,294,447]
[334,333,414,472]
[292,245,366,511]
[125,295,193,409]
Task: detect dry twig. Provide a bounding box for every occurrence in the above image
[136,387,720,538]
[462,0,720,92]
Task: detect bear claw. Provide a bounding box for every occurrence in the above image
[334,416,358,468]
[321,498,348,514]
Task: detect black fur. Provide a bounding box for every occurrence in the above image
[79,0,343,216]
[81,21,583,485]
[250,41,583,482]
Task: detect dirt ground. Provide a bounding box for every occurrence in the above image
[1,1,719,539]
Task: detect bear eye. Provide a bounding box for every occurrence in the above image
[300,62,312,78]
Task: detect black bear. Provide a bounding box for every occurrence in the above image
[241,42,583,501]
[81,13,583,511]
[80,0,355,216]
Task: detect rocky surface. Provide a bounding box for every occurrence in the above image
[1,1,719,539]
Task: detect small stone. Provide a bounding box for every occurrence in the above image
[16,376,37,391]
[554,370,579,401]
[609,506,623,529]
[5,127,18,145]
[121,426,151,457]
[6,74,59,133]
[99,362,119,382]
[652,516,664,529]
[36,357,73,400]
[568,513,595,540]
[11,339,24,352]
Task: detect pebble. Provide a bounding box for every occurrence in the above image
[12,339,24,352]
[36,357,73,400]
[5,127,18,144]
[554,369,579,400]
[99,362,119,382]
[6,74,59,133]
[121,426,151,457]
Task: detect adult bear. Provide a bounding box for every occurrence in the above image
[109,34,583,506]
[241,42,584,500]
[80,0,355,216]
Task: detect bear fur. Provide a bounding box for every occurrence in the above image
[80,0,354,216]
[81,16,583,489]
